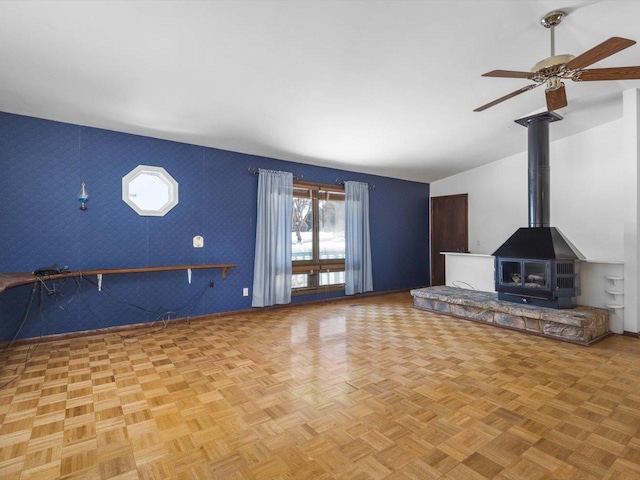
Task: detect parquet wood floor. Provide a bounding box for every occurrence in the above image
[2,292,640,479]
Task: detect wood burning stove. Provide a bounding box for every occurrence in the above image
[493,112,583,309]
[496,256,580,309]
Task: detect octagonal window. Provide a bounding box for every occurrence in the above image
[122,165,179,216]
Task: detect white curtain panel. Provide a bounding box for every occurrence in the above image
[252,169,293,307]
[345,181,373,295]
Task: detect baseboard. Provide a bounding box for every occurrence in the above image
[622,331,640,338]
[1,288,413,347]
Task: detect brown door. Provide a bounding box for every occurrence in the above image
[430,194,468,286]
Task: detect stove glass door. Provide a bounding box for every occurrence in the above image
[500,260,522,286]
[523,261,548,289]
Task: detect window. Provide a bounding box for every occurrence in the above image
[292,181,345,293]
[122,165,179,217]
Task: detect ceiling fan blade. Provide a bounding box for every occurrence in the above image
[565,37,636,71]
[545,84,568,111]
[482,70,535,79]
[474,84,539,112]
[575,66,640,81]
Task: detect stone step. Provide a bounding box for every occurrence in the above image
[410,286,610,346]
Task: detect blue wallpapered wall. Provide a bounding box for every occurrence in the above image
[0,112,430,340]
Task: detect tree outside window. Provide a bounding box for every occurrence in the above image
[291,182,345,292]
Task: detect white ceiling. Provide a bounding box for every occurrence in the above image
[1,0,639,183]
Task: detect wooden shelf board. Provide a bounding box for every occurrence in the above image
[0,263,237,294]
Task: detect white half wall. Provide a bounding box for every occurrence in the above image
[444,253,494,292]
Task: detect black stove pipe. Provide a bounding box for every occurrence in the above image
[527,118,550,227]
[515,112,563,228]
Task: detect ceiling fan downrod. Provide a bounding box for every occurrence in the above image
[541,10,567,57]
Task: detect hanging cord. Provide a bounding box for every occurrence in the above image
[0,281,49,390]
[0,275,209,388]
[73,275,209,342]
[117,284,208,340]
[36,275,82,311]
[0,283,37,356]
[451,280,476,290]
[0,283,38,389]
[82,275,168,315]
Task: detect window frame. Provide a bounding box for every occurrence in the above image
[291,181,345,295]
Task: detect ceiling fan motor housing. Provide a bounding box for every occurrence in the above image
[532,54,575,87]
[532,54,575,74]
[531,55,575,73]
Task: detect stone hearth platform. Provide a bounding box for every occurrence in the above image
[410,286,610,346]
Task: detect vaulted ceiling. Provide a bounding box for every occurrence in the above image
[1,1,639,182]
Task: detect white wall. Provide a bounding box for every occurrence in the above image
[623,89,640,333]
[431,119,625,261]
[578,262,625,333]
[552,121,625,262]
[430,149,528,255]
[431,93,638,332]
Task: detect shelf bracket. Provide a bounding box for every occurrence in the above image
[97,274,103,292]
[605,304,624,311]
[605,275,624,286]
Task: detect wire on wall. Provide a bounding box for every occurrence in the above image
[79,275,209,336]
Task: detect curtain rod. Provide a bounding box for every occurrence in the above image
[248,167,303,180]
[336,178,375,190]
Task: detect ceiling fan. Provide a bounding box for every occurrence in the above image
[474,10,640,112]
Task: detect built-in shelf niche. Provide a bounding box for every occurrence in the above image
[605,274,624,310]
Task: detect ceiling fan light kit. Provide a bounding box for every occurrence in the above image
[475,10,640,112]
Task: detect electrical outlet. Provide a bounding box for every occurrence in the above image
[243,288,249,297]
[193,235,204,248]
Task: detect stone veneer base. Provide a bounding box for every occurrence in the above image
[410,286,611,346]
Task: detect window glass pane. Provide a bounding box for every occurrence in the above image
[319,271,345,286]
[292,274,309,288]
[319,197,345,260]
[292,197,313,261]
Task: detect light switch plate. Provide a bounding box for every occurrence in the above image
[193,235,204,248]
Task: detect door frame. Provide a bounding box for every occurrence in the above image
[430,193,468,286]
